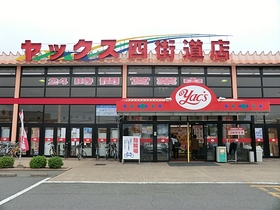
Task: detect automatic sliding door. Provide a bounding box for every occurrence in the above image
[267,127,279,157]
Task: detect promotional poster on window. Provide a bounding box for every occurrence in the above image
[122,136,140,160]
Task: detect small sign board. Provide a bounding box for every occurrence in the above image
[122,136,140,164]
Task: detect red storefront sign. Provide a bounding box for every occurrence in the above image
[84,138,92,143]
[207,137,218,143]
[228,128,245,136]
[110,138,118,143]
[117,83,270,114]
[0,137,9,141]
[57,138,66,142]
[256,138,263,142]
[269,138,278,142]
[222,138,252,143]
[21,38,230,62]
[44,138,53,142]
[98,138,106,143]
[157,137,169,143]
[140,138,153,143]
[71,138,79,142]
[31,138,39,142]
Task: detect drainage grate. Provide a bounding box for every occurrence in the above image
[95,164,106,166]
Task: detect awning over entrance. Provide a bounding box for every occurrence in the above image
[116,83,270,116]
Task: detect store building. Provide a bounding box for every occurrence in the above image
[0,33,279,162]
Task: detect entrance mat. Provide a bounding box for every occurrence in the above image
[95,164,106,166]
[167,162,220,167]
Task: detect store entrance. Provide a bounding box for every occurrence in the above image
[170,123,218,162]
[95,125,119,159]
[266,126,280,157]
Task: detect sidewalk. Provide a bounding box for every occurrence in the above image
[1,157,280,183]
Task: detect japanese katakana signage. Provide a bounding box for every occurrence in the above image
[18,33,230,62]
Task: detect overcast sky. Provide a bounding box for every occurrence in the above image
[0,0,279,54]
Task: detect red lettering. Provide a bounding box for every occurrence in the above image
[178,89,208,105]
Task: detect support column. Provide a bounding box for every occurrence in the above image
[11,65,21,143]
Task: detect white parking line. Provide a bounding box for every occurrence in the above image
[46,181,280,185]
[0,177,51,206]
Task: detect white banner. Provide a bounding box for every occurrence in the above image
[122,136,140,160]
[19,109,29,151]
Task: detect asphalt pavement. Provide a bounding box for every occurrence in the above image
[1,157,280,184]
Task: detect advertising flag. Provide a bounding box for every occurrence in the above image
[19,110,29,151]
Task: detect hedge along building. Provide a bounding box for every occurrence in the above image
[0,33,279,162]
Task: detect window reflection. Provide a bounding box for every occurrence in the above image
[223,124,251,162]
[18,105,43,123]
[70,105,95,123]
[123,124,153,161]
[265,105,280,124]
[44,105,69,123]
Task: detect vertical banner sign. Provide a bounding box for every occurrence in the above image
[122,136,140,164]
[19,110,29,151]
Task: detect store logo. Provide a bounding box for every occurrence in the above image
[175,85,212,110]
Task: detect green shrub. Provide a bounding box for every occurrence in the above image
[29,155,47,168]
[48,156,63,169]
[0,156,14,168]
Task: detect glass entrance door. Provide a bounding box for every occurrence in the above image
[43,126,68,157]
[191,124,218,161]
[191,124,205,160]
[267,127,279,157]
[30,127,40,156]
[95,125,118,159]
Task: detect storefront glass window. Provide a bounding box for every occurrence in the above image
[237,88,262,97]
[0,88,15,97]
[44,105,69,123]
[46,87,70,97]
[47,67,70,75]
[222,123,251,162]
[237,67,262,97]
[21,77,45,86]
[71,87,96,97]
[70,105,95,123]
[128,67,152,75]
[207,67,230,75]
[98,67,122,74]
[181,67,204,74]
[263,87,280,97]
[1,127,10,143]
[0,68,16,97]
[127,87,153,97]
[96,87,122,97]
[210,87,232,98]
[157,124,169,161]
[122,124,153,161]
[267,128,279,157]
[72,67,95,75]
[155,67,178,74]
[18,105,43,123]
[21,88,44,97]
[207,77,232,86]
[154,87,176,97]
[265,105,280,124]
[0,105,13,123]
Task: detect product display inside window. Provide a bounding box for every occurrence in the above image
[223,124,251,162]
[123,124,153,161]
